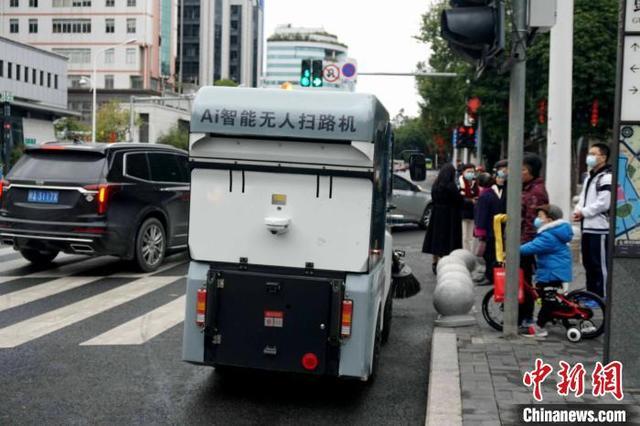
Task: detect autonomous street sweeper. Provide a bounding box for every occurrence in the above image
[182,87,400,381]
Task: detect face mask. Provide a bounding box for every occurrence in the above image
[533,217,544,229]
[464,172,475,181]
[586,155,598,168]
[497,170,507,179]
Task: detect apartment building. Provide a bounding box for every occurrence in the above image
[0,0,178,120]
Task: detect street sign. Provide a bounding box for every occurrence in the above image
[625,0,640,32]
[341,59,358,81]
[0,91,14,103]
[621,36,640,121]
[323,64,340,83]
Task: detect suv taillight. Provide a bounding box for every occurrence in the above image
[84,183,116,215]
[0,180,7,202]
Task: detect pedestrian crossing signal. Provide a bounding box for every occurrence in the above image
[312,60,323,87]
[300,59,311,87]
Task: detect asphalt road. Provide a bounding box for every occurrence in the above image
[0,228,436,425]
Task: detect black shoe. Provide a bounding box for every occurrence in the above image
[432,263,437,275]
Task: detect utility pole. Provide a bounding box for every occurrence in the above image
[545,0,574,220]
[503,0,528,338]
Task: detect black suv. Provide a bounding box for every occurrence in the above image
[0,143,189,272]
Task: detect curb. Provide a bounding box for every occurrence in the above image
[425,327,462,426]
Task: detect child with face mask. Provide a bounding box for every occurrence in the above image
[518,204,574,338]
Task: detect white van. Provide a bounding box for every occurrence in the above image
[182,87,393,381]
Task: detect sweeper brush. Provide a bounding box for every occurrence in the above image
[391,250,421,298]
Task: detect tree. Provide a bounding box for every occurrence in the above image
[157,123,189,151]
[393,116,433,158]
[214,79,239,87]
[54,117,90,140]
[416,0,619,167]
[96,100,134,143]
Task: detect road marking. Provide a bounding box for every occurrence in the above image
[0,259,187,312]
[0,275,180,348]
[0,276,101,313]
[80,295,186,346]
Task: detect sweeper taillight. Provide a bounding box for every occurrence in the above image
[196,288,207,327]
[341,299,353,338]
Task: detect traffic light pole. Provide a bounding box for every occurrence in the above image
[503,0,528,338]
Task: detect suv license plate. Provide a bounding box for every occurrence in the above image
[27,190,60,204]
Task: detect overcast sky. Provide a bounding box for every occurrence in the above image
[263,0,435,118]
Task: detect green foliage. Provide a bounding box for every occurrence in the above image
[157,124,189,151]
[416,0,619,166]
[54,117,90,137]
[214,79,239,87]
[96,100,134,143]
[392,112,433,158]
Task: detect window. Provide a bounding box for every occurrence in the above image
[16,65,21,82]
[104,74,114,89]
[53,0,91,6]
[393,175,413,191]
[52,48,91,64]
[24,66,29,82]
[32,68,37,83]
[126,48,136,64]
[47,72,51,88]
[0,60,4,78]
[10,151,106,183]
[29,19,38,33]
[69,75,88,88]
[10,19,19,34]
[104,48,114,64]
[8,63,13,79]
[29,0,37,6]
[54,74,58,89]
[10,0,19,7]
[40,70,44,86]
[127,0,136,6]
[125,153,150,180]
[105,18,114,33]
[148,153,187,183]
[106,0,114,6]
[126,18,136,33]
[53,19,91,34]
[130,75,143,89]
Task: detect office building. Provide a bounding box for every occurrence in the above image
[177,0,263,89]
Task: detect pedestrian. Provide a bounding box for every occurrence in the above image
[473,172,502,285]
[519,204,574,337]
[492,159,508,213]
[458,163,479,251]
[422,163,464,274]
[573,143,612,298]
[519,153,549,326]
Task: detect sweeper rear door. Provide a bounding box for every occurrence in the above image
[203,267,344,375]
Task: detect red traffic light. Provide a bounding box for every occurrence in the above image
[590,99,599,127]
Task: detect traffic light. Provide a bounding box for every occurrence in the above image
[456,126,477,149]
[311,60,323,87]
[441,0,504,69]
[300,59,311,87]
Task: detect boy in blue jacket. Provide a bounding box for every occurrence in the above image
[519,204,574,337]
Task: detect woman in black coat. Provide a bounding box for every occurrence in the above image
[422,163,464,274]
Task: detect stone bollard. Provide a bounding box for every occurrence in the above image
[449,249,477,271]
[433,254,477,327]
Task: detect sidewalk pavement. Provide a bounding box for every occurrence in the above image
[426,258,640,426]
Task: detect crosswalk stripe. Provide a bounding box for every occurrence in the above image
[0,275,180,348]
[80,295,186,346]
[0,259,187,312]
[0,276,101,313]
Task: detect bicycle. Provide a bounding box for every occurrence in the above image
[480,214,606,342]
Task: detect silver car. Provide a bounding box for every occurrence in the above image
[388,174,432,229]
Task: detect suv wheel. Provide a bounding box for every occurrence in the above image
[134,218,166,272]
[20,248,59,266]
